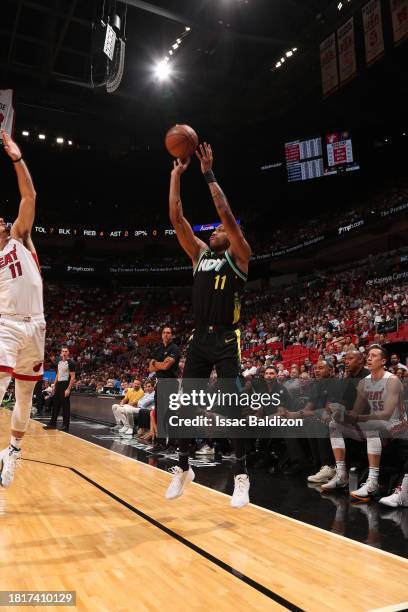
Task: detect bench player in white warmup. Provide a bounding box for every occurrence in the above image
[0,130,45,487]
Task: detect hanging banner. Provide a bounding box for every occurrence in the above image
[320,33,339,97]
[0,90,15,144]
[390,0,408,45]
[362,0,385,65]
[337,17,357,85]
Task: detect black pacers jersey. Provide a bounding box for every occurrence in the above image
[192,249,247,327]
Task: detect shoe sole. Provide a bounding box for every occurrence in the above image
[321,484,349,492]
[231,500,249,509]
[349,492,375,502]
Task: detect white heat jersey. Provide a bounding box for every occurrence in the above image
[0,238,43,316]
[362,370,406,431]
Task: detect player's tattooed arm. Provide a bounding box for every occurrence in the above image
[169,158,207,264]
[196,142,251,266]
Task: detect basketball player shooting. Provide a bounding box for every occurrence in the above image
[167,142,252,508]
[0,130,45,487]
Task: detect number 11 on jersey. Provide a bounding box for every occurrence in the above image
[214,275,226,290]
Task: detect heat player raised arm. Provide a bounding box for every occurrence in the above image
[1,130,36,253]
[195,142,251,273]
[169,157,208,268]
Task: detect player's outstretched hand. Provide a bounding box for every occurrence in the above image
[1,130,22,161]
[196,142,213,173]
[171,157,190,177]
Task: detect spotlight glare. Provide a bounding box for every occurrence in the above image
[155,60,172,81]
[38,134,46,140]
[22,131,29,136]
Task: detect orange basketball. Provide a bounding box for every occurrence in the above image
[165,124,199,159]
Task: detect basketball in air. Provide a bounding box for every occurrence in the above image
[165,124,199,159]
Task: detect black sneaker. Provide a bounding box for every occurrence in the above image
[43,424,57,430]
[150,443,167,454]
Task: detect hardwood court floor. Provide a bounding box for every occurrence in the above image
[0,410,407,612]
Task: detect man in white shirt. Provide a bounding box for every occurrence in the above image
[117,381,155,435]
[390,353,407,372]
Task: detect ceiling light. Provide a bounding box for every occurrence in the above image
[172,43,178,49]
[338,2,343,9]
[22,131,29,136]
[286,50,293,57]
[38,134,46,140]
[155,60,172,81]
[292,47,298,52]
[275,61,282,68]
[176,39,181,44]
[56,137,64,144]
[68,140,73,146]
[280,57,285,63]
[185,26,191,31]
[169,49,173,55]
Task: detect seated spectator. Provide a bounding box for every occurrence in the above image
[118,381,155,436]
[111,380,144,434]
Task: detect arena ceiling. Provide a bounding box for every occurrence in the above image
[3,0,402,149]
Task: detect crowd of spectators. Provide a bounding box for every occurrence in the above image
[41,251,408,393]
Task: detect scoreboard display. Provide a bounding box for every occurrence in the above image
[285,130,359,183]
[285,137,324,182]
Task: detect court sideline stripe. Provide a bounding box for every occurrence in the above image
[61,426,408,566]
[23,458,303,612]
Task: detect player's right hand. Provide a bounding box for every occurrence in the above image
[1,130,22,161]
[171,157,190,176]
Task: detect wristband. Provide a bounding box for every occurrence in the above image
[12,156,23,163]
[204,170,216,184]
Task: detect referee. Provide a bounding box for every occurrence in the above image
[44,347,75,431]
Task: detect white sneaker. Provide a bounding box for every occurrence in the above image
[0,446,22,488]
[379,485,408,508]
[231,474,250,508]
[221,451,237,460]
[321,472,349,491]
[165,466,195,500]
[196,444,215,456]
[120,427,133,436]
[118,425,127,433]
[308,465,336,483]
[350,478,379,501]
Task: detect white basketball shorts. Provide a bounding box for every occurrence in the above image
[0,314,46,381]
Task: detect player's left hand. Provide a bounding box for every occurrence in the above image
[196,142,213,173]
[1,130,22,161]
[64,389,71,398]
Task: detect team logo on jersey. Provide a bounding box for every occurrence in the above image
[0,243,18,269]
[197,257,226,273]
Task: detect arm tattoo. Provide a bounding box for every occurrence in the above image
[175,198,184,223]
[210,184,230,214]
